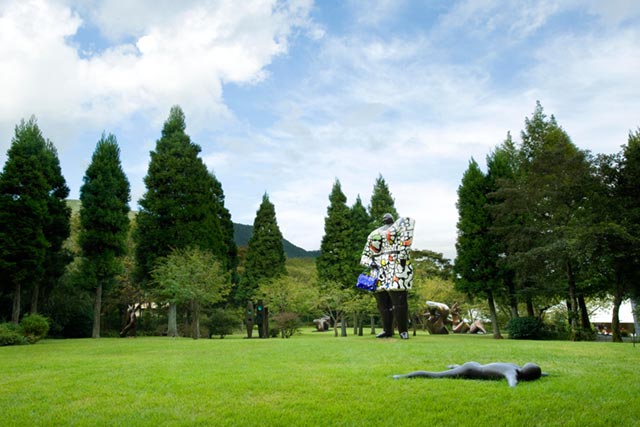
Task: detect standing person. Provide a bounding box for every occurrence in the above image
[361,214,415,339]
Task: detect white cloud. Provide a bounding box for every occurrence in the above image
[0,0,314,155]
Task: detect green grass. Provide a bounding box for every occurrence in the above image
[1,329,638,427]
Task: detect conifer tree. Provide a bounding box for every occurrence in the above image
[368,174,399,227]
[316,179,353,288]
[135,106,226,284]
[349,195,371,278]
[0,118,70,323]
[79,133,131,338]
[454,158,502,338]
[238,193,286,302]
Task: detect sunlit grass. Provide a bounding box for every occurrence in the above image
[1,329,638,426]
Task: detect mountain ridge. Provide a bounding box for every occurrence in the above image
[66,200,319,258]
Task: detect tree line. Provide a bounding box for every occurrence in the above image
[454,102,640,341]
[0,105,449,339]
[2,102,636,341]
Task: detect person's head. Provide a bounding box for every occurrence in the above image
[382,213,394,225]
[517,363,543,381]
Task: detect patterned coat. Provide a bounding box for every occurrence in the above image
[360,217,415,291]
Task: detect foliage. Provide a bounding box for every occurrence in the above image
[257,274,319,319]
[316,180,353,288]
[0,322,26,346]
[0,117,71,322]
[272,311,301,338]
[19,313,49,342]
[349,195,371,280]
[135,106,230,286]
[151,247,231,338]
[505,316,544,339]
[79,133,131,338]
[207,308,237,339]
[368,174,399,228]
[454,158,502,338]
[0,314,49,345]
[237,193,287,303]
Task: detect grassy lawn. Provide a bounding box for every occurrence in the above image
[1,329,638,427]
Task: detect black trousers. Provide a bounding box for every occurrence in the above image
[375,290,408,335]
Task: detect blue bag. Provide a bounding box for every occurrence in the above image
[356,272,378,292]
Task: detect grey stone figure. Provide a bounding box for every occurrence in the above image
[393,362,546,387]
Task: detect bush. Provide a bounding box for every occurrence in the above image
[207,309,237,339]
[505,316,544,340]
[272,312,301,338]
[0,323,27,346]
[20,314,50,343]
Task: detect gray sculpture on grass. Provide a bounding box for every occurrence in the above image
[393,362,546,387]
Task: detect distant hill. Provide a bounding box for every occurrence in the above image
[233,223,319,258]
[65,200,319,258]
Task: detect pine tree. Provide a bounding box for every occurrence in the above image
[79,133,131,338]
[316,180,353,288]
[349,195,371,278]
[209,172,238,281]
[454,158,502,338]
[368,174,399,227]
[238,193,286,303]
[134,106,226,284]
[0,118,70,323]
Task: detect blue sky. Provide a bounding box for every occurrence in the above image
[1,0,639,259]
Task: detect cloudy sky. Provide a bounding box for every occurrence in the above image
[1,0,639,259]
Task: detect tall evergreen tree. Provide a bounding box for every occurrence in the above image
[454,158,502,338]
[492,103,596,338]
[0,118,70,323]
[368,174,399,227]
[79,133,131,338]
[316,180,353,288]
[486,134,520,317]
[238,193,286,303]
[591,129,640,341]
[135,106,231,333]
[135,106,226,284]
[349,195,371,279]
[209,172,238,281]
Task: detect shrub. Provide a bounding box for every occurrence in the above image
[0,323,27,346]
[208,309,237,339]
[20,314,50,343]
[505,316,544,340]
[273,312,301,338]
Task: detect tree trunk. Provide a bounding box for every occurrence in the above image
[370,315,376,335]
[167,302,178,337]
[11,283,21,324]
[192,299,200,340]
[353,313,358,335]
[487,290,503,339]
[30,282,39,315]
[577,295,591,331]
[525,297,534,317]
[506,276,519,318]
[341,318,347,337]
[611,279,624,343]
[92,283,102,338]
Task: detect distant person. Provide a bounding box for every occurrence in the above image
[361,214,415,339]
[393,362,546,387]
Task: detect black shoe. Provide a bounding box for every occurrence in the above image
[400,332,409,340]
[376,331,392,338]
